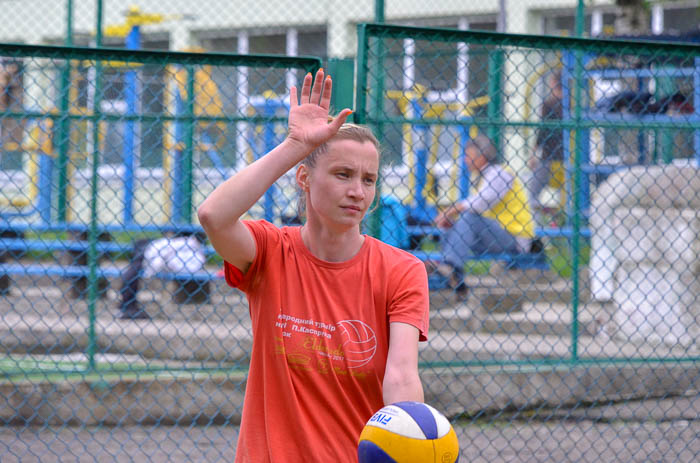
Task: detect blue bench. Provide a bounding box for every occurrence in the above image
[405,223,582,290]
[0,262,221,282]
[0,237,223,302]
[407,224,591,242]
[0,237,220,257]
[410,250,547,269]
[0,261,223,304]
[407,224,594,290]
[410,250,548,290]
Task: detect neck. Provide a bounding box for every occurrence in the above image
[300,222,365,262]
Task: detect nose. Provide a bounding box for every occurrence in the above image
[347,178,366,199]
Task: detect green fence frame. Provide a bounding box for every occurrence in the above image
[1,23,700,462]
[3,26,700,378]
[356,23,700,369]
[0,43,321,379]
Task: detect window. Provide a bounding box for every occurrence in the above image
[196,35,239,170]
[92,34,170,169]
[195,27,329,170]
[542,11,616,37]
[662,5,700,35]
[380,17,497,170]
[0,59,24,170]
[298,30,327,59]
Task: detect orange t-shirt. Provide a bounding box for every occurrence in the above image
[224,220,429,462]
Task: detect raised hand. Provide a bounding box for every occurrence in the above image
[287,68,352,152]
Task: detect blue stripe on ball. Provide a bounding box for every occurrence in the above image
[357,441,398,463]
[392,401,438,439]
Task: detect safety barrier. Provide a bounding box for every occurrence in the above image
[1,23,700,462]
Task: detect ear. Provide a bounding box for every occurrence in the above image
[296,165,309,191]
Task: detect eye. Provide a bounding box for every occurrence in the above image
[364,177,376,185]
[336,172,349,179]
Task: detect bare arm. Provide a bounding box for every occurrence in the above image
[197,69,351,272]
[383,322,424,405]
[435,166,513,227]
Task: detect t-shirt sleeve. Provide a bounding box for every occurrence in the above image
[460,166,513,215]
[387,256,430,342]
[222,220,275,292]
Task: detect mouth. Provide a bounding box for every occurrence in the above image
[341,205,362,213]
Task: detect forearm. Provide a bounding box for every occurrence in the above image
[198,138,309,230]
[383,370,424,405]
[383,322,424,404]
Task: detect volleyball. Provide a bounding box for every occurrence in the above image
[357,401,459,463]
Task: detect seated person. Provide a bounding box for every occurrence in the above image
[119,232,207,319]
[432,134,537,297]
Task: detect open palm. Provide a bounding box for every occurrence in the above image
[288,69,351,150]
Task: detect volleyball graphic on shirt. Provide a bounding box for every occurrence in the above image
[336,319,377,368]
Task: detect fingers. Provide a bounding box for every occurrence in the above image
[293,69,343,113]
[328,108,353,132]
[310,68,324,105]
[300,72,312,103]
[289,86,298,107]
[319,74,332,110]
[435,211,452,228]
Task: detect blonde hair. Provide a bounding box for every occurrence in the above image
[302,122,380,169]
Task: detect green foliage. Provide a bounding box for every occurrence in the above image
[546,237,590,279]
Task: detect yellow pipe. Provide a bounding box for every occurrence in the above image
[0,197,30,207]
[399,99,416,204]
[2,119,55,210]
[65,160,76,222]
[391,88,420,204]
[424,105,445,206]
[523,60,562,123]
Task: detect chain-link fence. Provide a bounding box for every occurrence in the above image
[357,23,700,460]
[4,1,700,53]
[358,23,700,350]
[6,1,699,61]
[0,43,322,460]
[0,0,501,55]
[1,19,700,463]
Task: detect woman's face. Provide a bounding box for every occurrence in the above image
[299,139,379,231]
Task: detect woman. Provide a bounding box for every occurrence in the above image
[198,69,429,462]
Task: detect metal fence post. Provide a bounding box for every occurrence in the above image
[487,49,503,157]
[327,58,355,118]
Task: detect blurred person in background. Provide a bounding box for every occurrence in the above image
[527,70,565,224]
[432,134,537,299]
[118,233,206,320]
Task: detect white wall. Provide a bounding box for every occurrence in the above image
[0,0,625,55]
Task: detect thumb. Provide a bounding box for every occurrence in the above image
[328,108,353,133]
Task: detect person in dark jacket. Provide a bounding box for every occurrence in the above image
[527,71,564,222]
